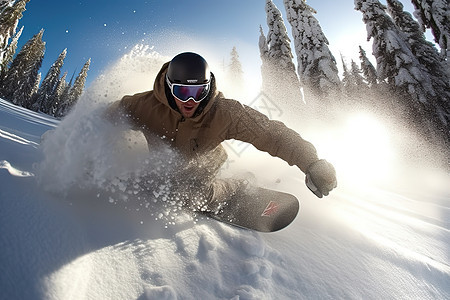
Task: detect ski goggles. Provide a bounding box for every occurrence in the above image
[166,75,210,103]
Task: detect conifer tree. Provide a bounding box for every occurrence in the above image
[341,55,354,95]
[387,0,450,126]
[350,60,365,88]
[226,46,244,97]
[57,58,90,116]
[228,47,243,80]
[32,48,66,112]
[351,57,378,108]
[341,55,367,98]
[0,0,29,66]
[283,0,341,101]
[259,25,270,87]
[358,46,377,87]
[260,0,303,107]
[259,25,275,100]
[355,0,434,101]
[56,81,71,117]
[265,0,295,68]
[0,25,21,79]
[30,71,40,97]
[70,58,89,101]
[0,29,45,108]
[47,72,67,116]
[0,0,15,12]
[411,0,449,58]
[355,0,448,142]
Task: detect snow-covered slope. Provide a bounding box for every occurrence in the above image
[1,51,449,299]
[1,99,449,300]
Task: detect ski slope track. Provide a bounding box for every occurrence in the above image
[1,95,449,300]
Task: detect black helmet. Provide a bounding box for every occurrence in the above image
[167,52,211,84]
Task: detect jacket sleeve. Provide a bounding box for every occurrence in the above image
[225,100,318,173]
[103,93,148,129]
[104,100,123,124]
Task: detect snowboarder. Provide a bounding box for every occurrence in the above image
[105,52,337,212]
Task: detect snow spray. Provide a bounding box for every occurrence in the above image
[35,46,192,224]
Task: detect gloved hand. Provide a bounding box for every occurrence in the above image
[305,159,337,198]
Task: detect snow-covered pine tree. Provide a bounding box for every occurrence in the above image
[57,58,90,117]
[0,0,29,69]
[283,0,341,102]
[355,0,447,143]
[30,71,40,97]
[228,47,243,79]
[0,0,15,12]
[226,46,244,98]
[0,29,45,108]
[260,0,303,108]
[57,70,74,115]
[356,48,386,110]
[341,54,368,98]
[350,60,366,88]
[387,0,450,128]
[70,58,89,101]
[47,71,67,116]
[341,55,354,96]
[355,1,431,100]
[264,0,295,68]
[0,25,21,79]
[411,0,449,59]
[32,48,66,113]
[259,24,270,90]
[358,46,378,87]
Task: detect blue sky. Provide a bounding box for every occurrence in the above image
[17,0,416,87]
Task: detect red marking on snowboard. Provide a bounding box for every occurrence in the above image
[261,201,279,217]
[202,186,299,232]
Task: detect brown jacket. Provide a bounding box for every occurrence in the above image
[106,62,318,173]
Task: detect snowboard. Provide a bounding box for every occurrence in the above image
[202,186,300,232]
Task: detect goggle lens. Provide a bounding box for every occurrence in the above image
[166,75,210,103]
[172,84,209,102]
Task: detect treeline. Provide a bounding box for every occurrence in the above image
[257,0,449,148]
[0,0,90,118]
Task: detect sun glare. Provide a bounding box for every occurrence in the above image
[317,113,396,187]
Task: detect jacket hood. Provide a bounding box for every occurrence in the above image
[153,62,220,121]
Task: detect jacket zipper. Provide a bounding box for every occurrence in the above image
[174,116,185,144]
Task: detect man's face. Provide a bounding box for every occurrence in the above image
[174,97,200,118]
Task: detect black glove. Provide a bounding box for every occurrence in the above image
[305,159,337,198]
